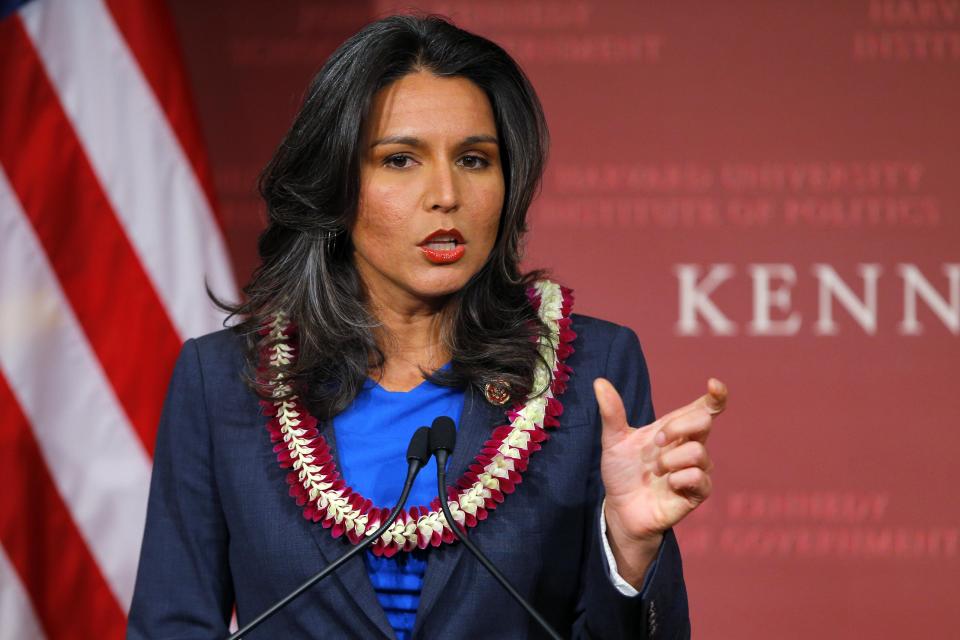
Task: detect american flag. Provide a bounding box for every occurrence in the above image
[0,0,237,637]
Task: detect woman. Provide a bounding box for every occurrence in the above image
[128,14,726,640]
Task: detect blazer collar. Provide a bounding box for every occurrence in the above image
[413,384,505,635]
[308,418,396,639]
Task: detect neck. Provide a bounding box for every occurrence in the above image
[363,283,452,373]
[374,304,449,367]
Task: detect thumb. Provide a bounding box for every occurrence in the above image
[702,377,728,416]
[593,378,631,445]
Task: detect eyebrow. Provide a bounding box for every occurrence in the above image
[369,134,499,149]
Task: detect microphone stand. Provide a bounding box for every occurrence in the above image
[430,418,564,640]
[227,427,431,640]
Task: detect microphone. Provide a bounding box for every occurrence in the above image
[429,416,563,640]
[227,426,432,639]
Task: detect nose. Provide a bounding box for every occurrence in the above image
[424,161,459,213]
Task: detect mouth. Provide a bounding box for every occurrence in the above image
[419,228,466,264]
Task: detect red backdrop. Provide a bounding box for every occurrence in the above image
[167,1,960,637]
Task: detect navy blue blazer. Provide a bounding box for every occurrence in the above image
[127,313,690,639]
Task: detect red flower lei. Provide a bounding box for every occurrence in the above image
[259,280,576,556]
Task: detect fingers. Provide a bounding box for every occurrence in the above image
[654,405,712,446]
[653,378,728,446]
[653,440,713,477]
[666,467,713,502]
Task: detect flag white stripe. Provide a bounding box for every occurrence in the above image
[20,0,237,342]
[0,547,46,640]
[0,168,152,612]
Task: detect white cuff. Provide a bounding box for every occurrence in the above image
[599,498,641,597]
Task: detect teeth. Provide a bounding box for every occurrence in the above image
[426,241,458,250]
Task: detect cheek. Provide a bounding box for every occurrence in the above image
[469,184,505,247]
[355,187,411,248]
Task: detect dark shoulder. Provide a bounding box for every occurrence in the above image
[188,326,250,381]
[567,313,654,422]
[565,313,641,376]
[177,326,260,416]
[568,312,631,340]
[193,325,247,354]
[568,312,639,351]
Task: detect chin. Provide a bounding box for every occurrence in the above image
[411,266,478,299]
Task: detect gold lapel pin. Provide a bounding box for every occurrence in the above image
[484,379,511,406]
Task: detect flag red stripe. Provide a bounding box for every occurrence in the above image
[103,0,223,228]
[0,17,181,456]
[0,373,127,640]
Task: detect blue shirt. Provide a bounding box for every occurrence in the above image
[333,366,465,639]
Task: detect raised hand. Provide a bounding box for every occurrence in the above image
[593,376,728,585]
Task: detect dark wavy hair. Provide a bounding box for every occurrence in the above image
[217,14,553,419]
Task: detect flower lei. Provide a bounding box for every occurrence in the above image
[259,280,576,557]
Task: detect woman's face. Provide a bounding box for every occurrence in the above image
[353,71,505,310]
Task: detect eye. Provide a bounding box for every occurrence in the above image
[459,154,490,170]
[383,153,415,169]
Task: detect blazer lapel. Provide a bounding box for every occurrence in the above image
[305,419,396,639]
[413,385,505,633]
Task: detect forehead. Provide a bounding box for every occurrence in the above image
[364,71,497,141]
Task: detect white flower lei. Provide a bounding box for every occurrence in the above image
[259,279,576,556]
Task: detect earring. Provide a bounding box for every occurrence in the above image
[324,229,338,254]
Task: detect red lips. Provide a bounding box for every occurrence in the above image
[419,228,466,264]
